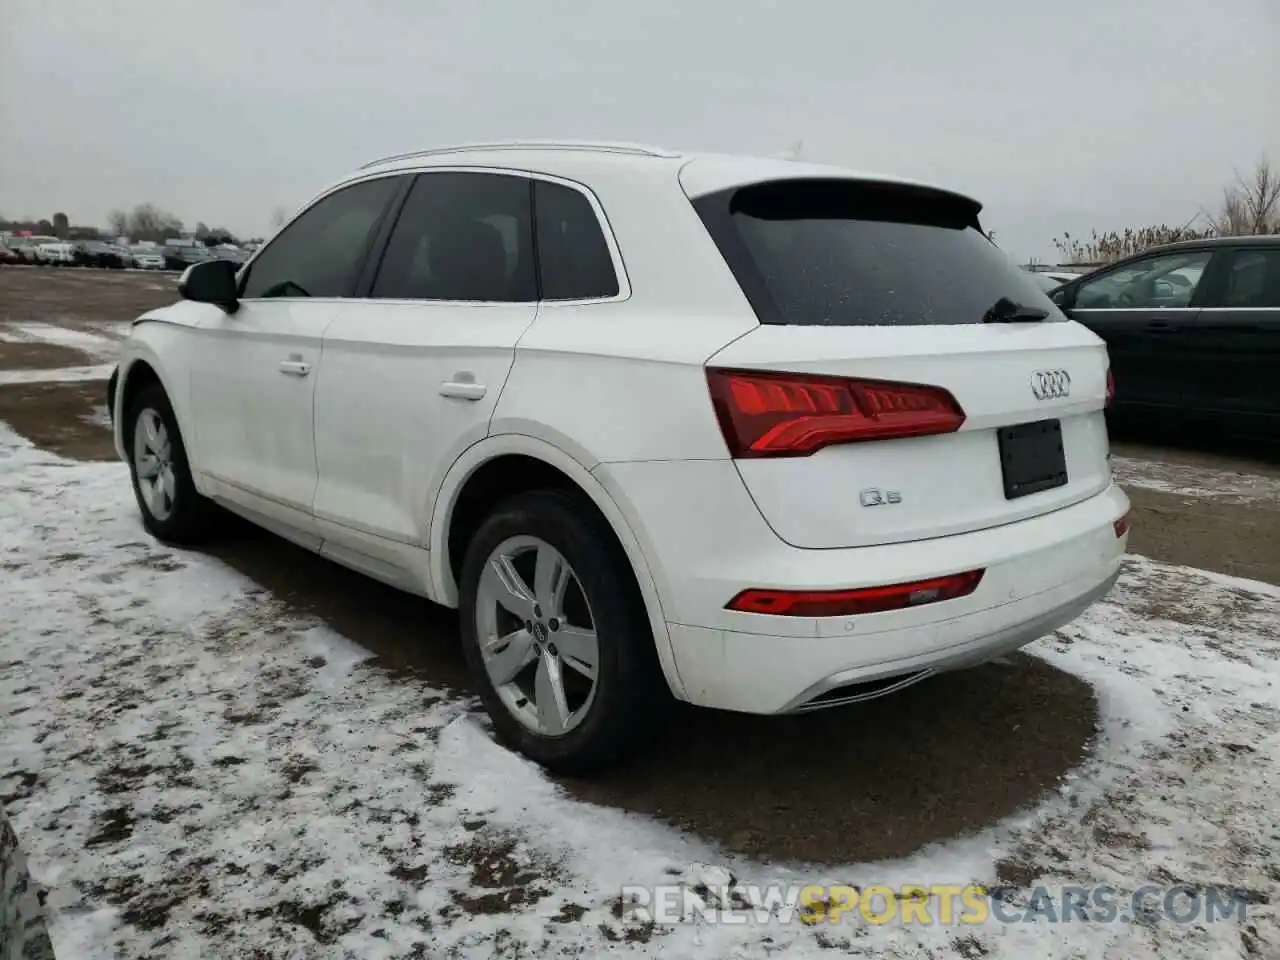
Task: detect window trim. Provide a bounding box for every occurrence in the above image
[236,171,412,303]
[354,165,631,306]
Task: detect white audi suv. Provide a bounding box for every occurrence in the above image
[108,141,1128,772]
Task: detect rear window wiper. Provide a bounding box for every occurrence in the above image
[982,297,1049,323]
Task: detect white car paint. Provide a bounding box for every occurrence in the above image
[37,242,75,264]
[111,141,1127,721]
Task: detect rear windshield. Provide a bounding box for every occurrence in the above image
[694,179,1057,326]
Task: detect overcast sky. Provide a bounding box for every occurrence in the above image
[2,0,1276,261]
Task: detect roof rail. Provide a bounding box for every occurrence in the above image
[359,140,680,169]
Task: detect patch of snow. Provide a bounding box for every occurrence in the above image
[0,423,1276,958]
[0,364,114,386]
[5,324,122,358]
[82,404,112,429]
[1112,454,1280,504]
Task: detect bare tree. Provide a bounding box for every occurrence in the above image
[107,210,129,238]
[126,204,184,243]
[1054,155,1277,265]
[1205,155,1279,236]
[270,206,289,230]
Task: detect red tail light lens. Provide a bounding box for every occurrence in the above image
[727,570,985,618]
[1105,367,1115,408]
[706,368,965,458]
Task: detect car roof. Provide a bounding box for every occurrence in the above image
[1141,235,1280,253]
[344,140,979,207]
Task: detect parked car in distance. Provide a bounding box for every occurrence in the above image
[38,242,77,265]
[211,245,250,266]
[108,141,1129,773]
[74,241,130,269]
[8,236,60,263]
[162,244,214,271]
[1051,236,1280,444]
[0,246,20,266]
[130,248,167,270]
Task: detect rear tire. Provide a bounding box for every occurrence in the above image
[125,382,217,544]
[458,489,666,774]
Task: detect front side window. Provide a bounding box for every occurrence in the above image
[371,172,535,302]
[534,180,619,300]
[1073,250,1212,310]
[1217,249,1280,308]
[241,176,401,299]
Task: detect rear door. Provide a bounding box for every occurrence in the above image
[1181,245,1280,438]
[1064,248,1213,414]
[689,175,1114,549]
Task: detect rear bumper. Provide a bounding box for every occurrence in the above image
[594,459,1128,713]
[668,554,1120,713]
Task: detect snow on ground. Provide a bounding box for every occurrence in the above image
[0,365,115,386]
[0,324,123,358]
[1111,455,1280,504]
[1,424,1277,959]
[82,405,113,429]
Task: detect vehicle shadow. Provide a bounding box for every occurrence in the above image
[204,521,1099,866]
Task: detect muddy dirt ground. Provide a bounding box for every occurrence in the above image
[1,265,1277,866]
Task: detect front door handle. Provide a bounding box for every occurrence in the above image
[1146,320,1178,333]
[439,380,487,400]
[279,359,311,377]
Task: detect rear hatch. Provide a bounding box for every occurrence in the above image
[689,174,1113,549]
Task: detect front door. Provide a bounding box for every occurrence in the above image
[312,172,540,575]
[190,301,332,537]
[188,174,404,539]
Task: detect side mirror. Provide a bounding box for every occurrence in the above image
[178,259,240,313]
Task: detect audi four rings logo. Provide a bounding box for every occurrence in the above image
[1031,369,1071,400]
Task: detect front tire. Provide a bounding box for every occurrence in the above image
[125,383,216,544]
[458,489,665,774]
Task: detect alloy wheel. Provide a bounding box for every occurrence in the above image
[474,535,599,736]
[132,408,177,521]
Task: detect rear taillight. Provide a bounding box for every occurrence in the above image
[1105,367,1115,408]
[727,569,985,618]
[706,368,965,458]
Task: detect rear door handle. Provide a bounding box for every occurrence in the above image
[1146,320,1179,333]
[278,359,311,377]
[439,380,487,400]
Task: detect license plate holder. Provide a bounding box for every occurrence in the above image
[998,419,1067,499]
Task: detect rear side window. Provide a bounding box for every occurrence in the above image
[534,180,619,300]
[694,179,1055,326]
[1219,249,1280,308]
[371,172,536,302]
[242,176,400,299]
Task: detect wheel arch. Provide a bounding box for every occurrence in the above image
[429,434,686,700]
[114,344,199,475]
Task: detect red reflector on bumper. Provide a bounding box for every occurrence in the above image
[1114,512,1129,538]
[727,569,985,618]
